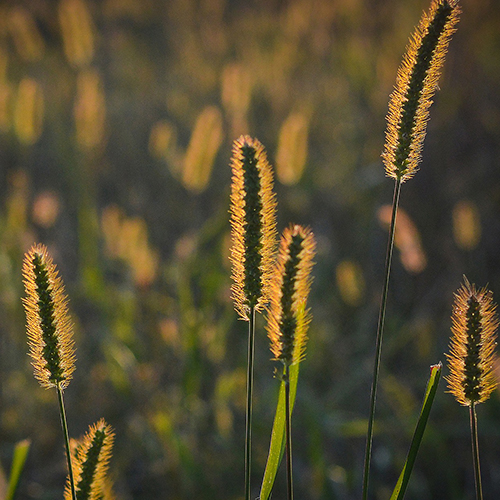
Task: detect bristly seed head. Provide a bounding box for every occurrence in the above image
[65,419,115,500]
[230,135,277,320]
[382,0,461,182]
[22,244,76,390]
[267,225,316,367]
[446,277,498,406]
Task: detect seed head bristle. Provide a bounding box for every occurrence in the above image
[382,0,461,182]
[267,225,316,366]
[22,243,75,390]
[446,277,498,406]
[230,135,277,320]
[65,419,115,500]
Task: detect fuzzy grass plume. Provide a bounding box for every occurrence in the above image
[229,135,277,320]
[22,243,75,390]
[267,224,315,500]
[65,419,115,500]
[446,277,498,406]
[267,225,316,367]
[229,135,277,500]
[446,277,498,500]
[22,243,78,499]
[363,3,461,498]
[382,0,461,182]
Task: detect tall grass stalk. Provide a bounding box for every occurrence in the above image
[245,306,256,500]
[267,225,316,500]
[446,278,498,500]
[284,366,293,500]
[57,385,77,500]
[362,179,401,500]
[469,404,483,500]
[363,1,461,497]
[22,244,77,500]
[229,136,277,499]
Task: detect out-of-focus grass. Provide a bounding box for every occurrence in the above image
[0,0,499,499]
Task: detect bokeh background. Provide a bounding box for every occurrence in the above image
[0,0,499,498]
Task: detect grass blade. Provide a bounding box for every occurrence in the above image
[260,363,299,500]
[389,362,442,500]
[5,439,31,500]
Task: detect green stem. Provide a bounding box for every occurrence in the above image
[284,366,293,500]
[57,384,76,500]
[362,179,402,500]
[469,403,483,500]
[245,306,256,500]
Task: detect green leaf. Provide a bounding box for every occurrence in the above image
[259,363,299,500]
[6,439,31,500]
[389,363,442,500]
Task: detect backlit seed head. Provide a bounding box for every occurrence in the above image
[65,419,115,500]
[267,225,316,366]
[22,244,75,390]
[446,277,498,406]
[230,135,277,320]
[382,0,461,182]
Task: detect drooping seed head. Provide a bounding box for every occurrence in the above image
[267,225,316,366]
[382,0,461,182]
[65,419,115,500]
[229,135,277,320]
[22,244,75,390]
[446,277,498,406]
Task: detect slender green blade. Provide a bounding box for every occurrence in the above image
[259,363,299,500]
[6,439,31,500]
[390,363,442,500]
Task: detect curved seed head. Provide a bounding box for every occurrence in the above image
[267,225,316,366]
[383,0,461,182]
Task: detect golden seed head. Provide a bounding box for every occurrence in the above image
[267,225,316,366]
[22,244,75,390]
[65,419,115,500]
[446,277,498,406]
[229,135,278,320]
[382,0,461,182]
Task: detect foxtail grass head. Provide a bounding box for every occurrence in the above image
[230,135,277,320]
[65,419,115,500]
[22,244,75,390]
[267,225,316,367]
[446,277,498,406]
[382,0,461,182]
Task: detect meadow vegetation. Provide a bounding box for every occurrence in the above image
[0,0,500,499]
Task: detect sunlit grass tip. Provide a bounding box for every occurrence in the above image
[22,243,76,390]
[230,135,277,320]
[267,225,316,366]
[65,419,115,500]
[382,0,461,182]
[446,277,498,406]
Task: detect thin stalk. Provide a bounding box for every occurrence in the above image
[284,366,293,500]
[245,306,256,500]
[57,384,76,500]
[362,178,402,500]
[469,403,483,500]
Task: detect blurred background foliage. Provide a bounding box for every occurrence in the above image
[0,0,499,498]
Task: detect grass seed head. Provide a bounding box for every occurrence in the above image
[446,277,498,406]
[229,135,277,320]
[267,225,316,366]
[382,0,461,182]
[22,243,75,390]
[65,419,115,500]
